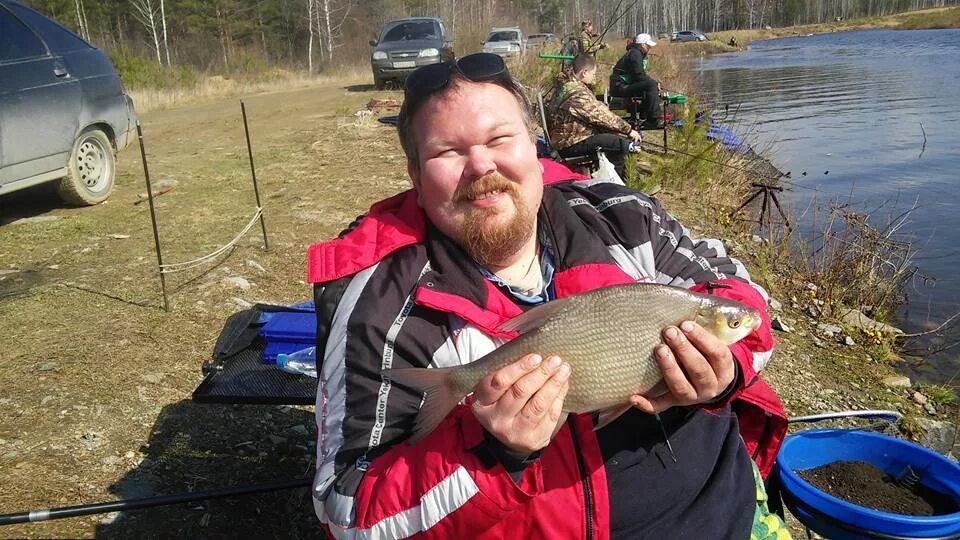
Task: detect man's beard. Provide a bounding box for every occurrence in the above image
[453,173,537,267]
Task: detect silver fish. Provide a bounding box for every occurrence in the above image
[382,282,761,442]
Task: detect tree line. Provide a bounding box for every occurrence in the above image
[24,0,960,80]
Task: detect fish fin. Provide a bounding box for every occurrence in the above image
[497,296,577,334]
[381,367,460,445]
[552,412,570,439]
[643,379,670,399]
[592,404,632,430]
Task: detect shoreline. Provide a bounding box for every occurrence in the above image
[672,5,960,53]
[641,28,960,463]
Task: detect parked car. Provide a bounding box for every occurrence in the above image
[526,33,558,49]
[481,27,526,57]
[0,0,137,205]
[369,17,454,90]
[671,30,709,42]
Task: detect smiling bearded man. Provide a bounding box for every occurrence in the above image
[307,53,786,540]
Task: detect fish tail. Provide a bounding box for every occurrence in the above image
[381,366,461,444]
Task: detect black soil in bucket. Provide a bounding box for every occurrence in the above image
[798,460,959,516]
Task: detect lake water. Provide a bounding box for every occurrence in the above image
[696,29,960,385]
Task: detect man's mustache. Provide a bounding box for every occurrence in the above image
[454,173,519,203]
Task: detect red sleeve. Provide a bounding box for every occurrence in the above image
[323,406,545,539]
[689,278,774,403]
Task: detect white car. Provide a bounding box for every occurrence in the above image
[481,27,525,57]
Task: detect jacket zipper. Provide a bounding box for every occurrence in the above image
[569,418,595,540]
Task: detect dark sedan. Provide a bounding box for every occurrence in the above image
[369,17,454,90]
[0,0,136,205]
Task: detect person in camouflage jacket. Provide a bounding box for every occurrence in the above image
[545,54,641,178]
[576,20,607,56]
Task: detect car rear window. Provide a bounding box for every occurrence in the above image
[381,21,439,42]
[8,3,89,53]
[487,31,520,42]
[0,6,46,62]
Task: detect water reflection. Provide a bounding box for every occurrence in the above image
[697,29,960,383]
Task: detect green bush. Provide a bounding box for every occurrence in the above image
[649,98,720,190]
[109,48,200,89]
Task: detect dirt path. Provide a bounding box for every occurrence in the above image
[0,79,408,538]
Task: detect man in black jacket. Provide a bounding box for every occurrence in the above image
[610,33,663,129]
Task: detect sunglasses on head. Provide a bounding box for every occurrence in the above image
[402,53,511,116]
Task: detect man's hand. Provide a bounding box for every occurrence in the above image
[629,321,736,414]
[472,354,571,454]
[628,129,642,142]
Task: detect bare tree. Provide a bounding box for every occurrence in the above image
[307,0,316,72]
[130,0,163,65]
[73,0,88,40]
[320,0,353,62]
[160,0,171,65]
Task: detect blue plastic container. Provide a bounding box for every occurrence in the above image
[259,304,317,364]
[776,429,960,539]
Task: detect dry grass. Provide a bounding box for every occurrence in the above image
[129,65,370,114]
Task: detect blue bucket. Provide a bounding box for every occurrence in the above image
[776,429,960,539]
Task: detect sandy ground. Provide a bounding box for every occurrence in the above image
[0,76,953,538]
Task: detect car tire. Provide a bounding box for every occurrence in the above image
[374,76,386,90]
[58,128,115,206]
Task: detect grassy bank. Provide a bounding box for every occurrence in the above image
[708,6,960,47]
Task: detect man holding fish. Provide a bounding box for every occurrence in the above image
[307,53,788,539]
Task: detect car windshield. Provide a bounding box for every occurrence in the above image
[381,21,439,42]
[487,31,519,42]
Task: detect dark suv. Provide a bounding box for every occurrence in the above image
[0,0,136,205]
[369,17,454,90]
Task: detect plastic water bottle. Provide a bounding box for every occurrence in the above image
[276,346,317,378]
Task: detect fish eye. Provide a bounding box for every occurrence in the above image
[729,319,742,328]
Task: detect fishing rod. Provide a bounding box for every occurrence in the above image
[593,0,643,49]
[0,477,312,526]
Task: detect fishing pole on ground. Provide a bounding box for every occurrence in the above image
[0,477,312,526]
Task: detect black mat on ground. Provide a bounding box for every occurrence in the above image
[193,340,317,405]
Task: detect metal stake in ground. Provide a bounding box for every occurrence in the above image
[0,478,311,525]
[240,100,270,251]
[136,121,170,312]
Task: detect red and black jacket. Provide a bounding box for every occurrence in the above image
[307,171,786,539]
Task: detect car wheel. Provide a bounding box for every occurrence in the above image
[374,76,386,90]
[58,128,115,206]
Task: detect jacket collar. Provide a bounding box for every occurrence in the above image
[305,160,586,285]
[304,175,632,336]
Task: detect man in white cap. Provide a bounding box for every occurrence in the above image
[610,33,663,130]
